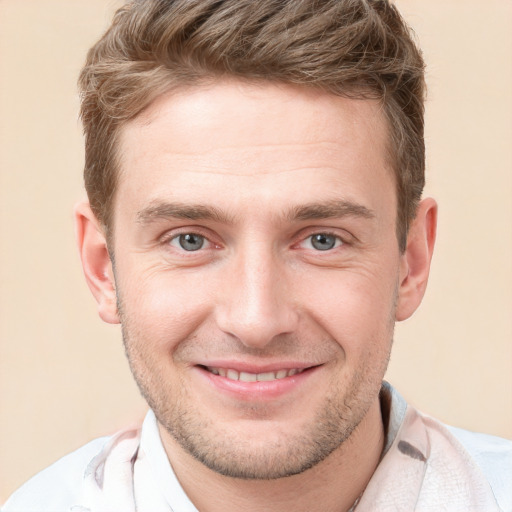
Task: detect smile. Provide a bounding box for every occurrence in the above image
[205,366,305,382]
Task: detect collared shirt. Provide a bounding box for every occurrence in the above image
[3,383,511,512]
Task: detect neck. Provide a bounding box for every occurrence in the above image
[160,398,384,512]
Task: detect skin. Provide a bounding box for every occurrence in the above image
[76,80,437,512]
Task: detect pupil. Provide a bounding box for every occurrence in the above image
[179,234,204,251]
[312,234,335,251]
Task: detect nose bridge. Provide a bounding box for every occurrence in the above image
[215,238,298,348]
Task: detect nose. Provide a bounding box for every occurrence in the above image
[214,244,299,349]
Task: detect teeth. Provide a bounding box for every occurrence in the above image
[256,372,276,382]
[206,367,304,382]
[226,369,239,380]
[239,371,257,382]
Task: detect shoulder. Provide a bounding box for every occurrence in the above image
[446,424,512,512]
[2,436,109,512]
[385,385,511,511]
[420,412,512,512]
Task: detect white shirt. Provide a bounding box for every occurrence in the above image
[3,383,511,512]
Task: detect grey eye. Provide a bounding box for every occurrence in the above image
[310,233,338,251]
[177,233,205,251]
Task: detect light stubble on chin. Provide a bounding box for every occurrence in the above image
[157,386,370,480]
[120,324,391,479]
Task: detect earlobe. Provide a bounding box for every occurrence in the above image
[74,201,120,324]
[395,198,437,321]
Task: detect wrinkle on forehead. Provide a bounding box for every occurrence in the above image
[120,141,383,180]
[127,139,345,157]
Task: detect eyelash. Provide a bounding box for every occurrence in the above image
[168,232,212,252]
[299,232,345,251]
[161,229,347,254]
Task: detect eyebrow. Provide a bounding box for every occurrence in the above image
[287,200,375,222]
[136,202,234,225]
[136,199,375,226]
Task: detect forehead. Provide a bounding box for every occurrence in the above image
[116,80,394,219]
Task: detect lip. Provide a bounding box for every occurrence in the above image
[193,361,322,401]
[194,359,315,374]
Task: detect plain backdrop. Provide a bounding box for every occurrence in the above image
[1,0,511,502]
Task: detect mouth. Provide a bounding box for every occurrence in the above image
[203,366,305,382]
[195,363,322,400]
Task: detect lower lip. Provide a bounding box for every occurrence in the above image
[195,366,319,401]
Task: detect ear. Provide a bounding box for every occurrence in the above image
[74,201,120,324]
[395,198,437,321]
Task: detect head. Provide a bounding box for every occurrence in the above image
[76,0,436,481]
[79,0,426,252]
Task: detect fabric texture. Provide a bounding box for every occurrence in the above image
[3,383,511,512]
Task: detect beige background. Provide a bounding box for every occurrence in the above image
[1,0,511,503]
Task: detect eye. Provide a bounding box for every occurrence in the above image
[169,233,207,251]
[307,233,342,251]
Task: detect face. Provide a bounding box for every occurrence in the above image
[108,81,405,479]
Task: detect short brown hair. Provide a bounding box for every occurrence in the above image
[79,0,426,251]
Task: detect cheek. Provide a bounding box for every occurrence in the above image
[117,267,214,352]
[296,266,398,349]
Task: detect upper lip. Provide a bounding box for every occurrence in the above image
[194,360,320,373]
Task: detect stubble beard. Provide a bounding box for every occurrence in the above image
[161,382,377,480]
[120,317,392,481]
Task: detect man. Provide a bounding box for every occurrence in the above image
[3,0,510,511]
